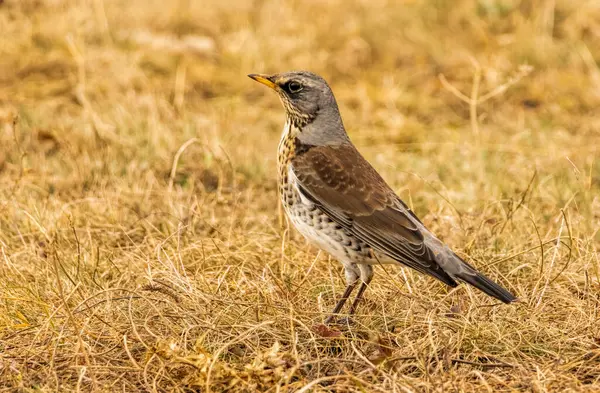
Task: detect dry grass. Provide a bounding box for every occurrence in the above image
[1,0,599,391]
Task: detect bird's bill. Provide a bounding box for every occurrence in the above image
[248,73,277,89]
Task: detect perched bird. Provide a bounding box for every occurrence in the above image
[249,71,516,324]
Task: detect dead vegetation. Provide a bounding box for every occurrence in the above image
[0,0,599,391]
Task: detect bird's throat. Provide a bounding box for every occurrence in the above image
[277,119,297,186]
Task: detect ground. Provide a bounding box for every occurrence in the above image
[0,0,599,391]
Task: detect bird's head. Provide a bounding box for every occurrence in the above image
[248,71,338,127]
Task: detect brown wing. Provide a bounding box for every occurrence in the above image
[291,144,457,286]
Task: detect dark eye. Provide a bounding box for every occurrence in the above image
[286,81,303,93]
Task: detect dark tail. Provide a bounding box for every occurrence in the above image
[456,269,517,304]
[449,253,517,303]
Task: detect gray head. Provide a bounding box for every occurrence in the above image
[248,71,342,129]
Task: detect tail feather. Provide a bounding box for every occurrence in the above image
[455,270,517,304]
[426,240,516,303]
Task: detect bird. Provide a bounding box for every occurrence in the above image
[248,71,516,324]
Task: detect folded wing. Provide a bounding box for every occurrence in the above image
[290,143,458,287]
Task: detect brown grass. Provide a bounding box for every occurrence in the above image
[1,0,599,391]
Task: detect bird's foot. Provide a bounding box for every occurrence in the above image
[312,315,356,337]
[324,315,355,326]
[331,316,355,326]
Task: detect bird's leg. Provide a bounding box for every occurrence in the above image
[347,283,368,316]
[324,282,357,324]
[348,264,374,316]
[324,265,359,325]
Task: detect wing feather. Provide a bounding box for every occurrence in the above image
[291,144,457,286]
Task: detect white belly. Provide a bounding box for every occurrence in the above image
[286,209,349,262]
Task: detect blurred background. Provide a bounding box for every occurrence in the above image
[1,0,599,391]
[2,0,599,197]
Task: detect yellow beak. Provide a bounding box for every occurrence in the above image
[248,73,277,90]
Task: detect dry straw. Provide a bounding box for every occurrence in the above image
[0,0,599,391]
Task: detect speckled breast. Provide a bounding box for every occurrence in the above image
[277,120,298,210]
[276,120,373,265]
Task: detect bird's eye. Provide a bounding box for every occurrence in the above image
[286,81,303,94]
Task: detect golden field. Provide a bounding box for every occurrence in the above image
[0,0,599,391]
